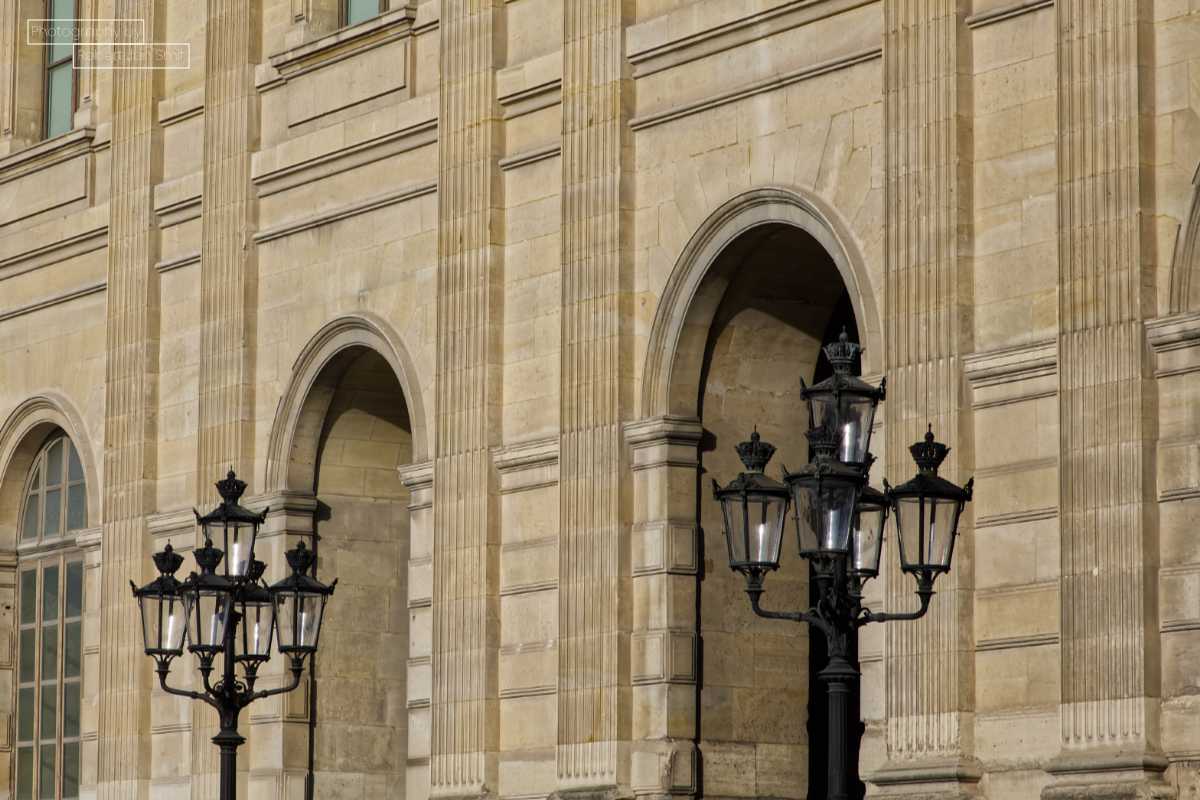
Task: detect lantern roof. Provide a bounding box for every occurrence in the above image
[131,542,185,597]
[195,469,268,527]
[714,431,790,498]
[887,427,974,501]
[269,540,336,597]
[801,329,886,401]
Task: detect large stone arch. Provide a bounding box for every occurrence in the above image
[1169,162,1200,313]
[641,185,882,420]
[0,392,101,548]
[265,311,430,493]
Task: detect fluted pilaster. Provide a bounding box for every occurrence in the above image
[1044,3,1167,796]
[876,1,976,794]
[432,2,503,796]
[557,1,632,792]
[192,0,262,796]
[96,9,161,800]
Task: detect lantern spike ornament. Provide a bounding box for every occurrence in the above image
[132,471,335,800]
[713,334,973,800]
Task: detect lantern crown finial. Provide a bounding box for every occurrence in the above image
[153,542,184,577]
[216,468,247,505]
[285,539,316,575]
[822,327,861,374]
[194,539,224,574]
[735,430,776,473]
[805,426,839,463]
[910,425,950,473]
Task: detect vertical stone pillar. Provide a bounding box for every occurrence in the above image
[624,417,701,800]
[192,1,261,796]
[1043,3,1168,797]
[431,2,503,796]
[872,2,977,797]
[557,2,632,795]
[0,0,15,139]
[96,9,161,799]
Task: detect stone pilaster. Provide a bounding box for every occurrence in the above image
[624,417,700,800]
[557,1,632,794]
[431,2,503,796]
[1043,3,1169,797]
[192,1,262,796]
[96,9,161,800]
[872,2,978,797]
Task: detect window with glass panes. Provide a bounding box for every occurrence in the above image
[43,0,77,139]
[15,434,87,799]
[343,0,382,26]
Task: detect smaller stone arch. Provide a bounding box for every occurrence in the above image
[0,393,101,548]
[265,312,429,493]
[641,185,882,419]
[1169,162,1200,314]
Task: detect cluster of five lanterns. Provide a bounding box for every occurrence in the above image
[713,330,974,596]
[131,470,336,676]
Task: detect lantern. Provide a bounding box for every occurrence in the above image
[887,427,974,576]
[270,540,335,656]
[785,429,865,557]
[712,431,791,575]
[181,540,234,654]
[234,561,275,662]
[800,329,885,466]
[132,542,188,658]
[849,484,888,580]
[195,469,267,581]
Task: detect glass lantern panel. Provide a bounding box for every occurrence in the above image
[851,506,885,575]
[275,593,295,649]
[225,525,254,579]
[925,496,961,570]
[810,393,876,464]
[186,591,230,649]
[793,480,858,553]
[239,602,275,658]
[895,497,921,569]
[297,593,325,649]
[721,495,748,564]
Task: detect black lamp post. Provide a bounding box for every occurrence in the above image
[712,333,973,800]
[132,470,336,800]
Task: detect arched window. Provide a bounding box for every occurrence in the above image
[15,433,86,799]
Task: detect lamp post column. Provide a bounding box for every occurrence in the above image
[215,608,244,800]
[820,651,859,800]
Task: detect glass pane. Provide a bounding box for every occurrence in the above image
[68,442,83,481]
[41,625,58,681]
[64,621,80,678]
[66,561,83,617]
[63,740,80,799]
[67,483,86,531]
[21,570,37,625]
[46,440,63,487]
[298,594,324,648]
[43,566,59,621]
[46,63,74,138]
[16,746,33,800]
[20,628,36,683]
[345,0,379,25]
[38,743,55,799]
[18,687,35,741]
[39,686,56,740]
[22,495,40,541]
[63,682,80,738]
[43,488,61,536]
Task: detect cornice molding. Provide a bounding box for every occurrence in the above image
[965,0,1053,29]
[0,280,106,323]
[498,144,560,172]
[267,5,417,80]
[254,179,436,242]
[627,0,875,78]
[1146,311,1200,377]
[963,339,1057,409]
[0,127,94,183]
[629,46,880,131]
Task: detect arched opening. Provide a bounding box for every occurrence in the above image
[286,345,412,796]
[681,222,864,800]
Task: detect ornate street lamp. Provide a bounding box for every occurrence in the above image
[712,333,972,800]
[132,470,336,800]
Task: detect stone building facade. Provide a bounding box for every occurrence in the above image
[1,0,1200,798]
